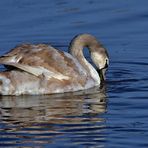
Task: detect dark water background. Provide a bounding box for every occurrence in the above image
[0,0,148,147]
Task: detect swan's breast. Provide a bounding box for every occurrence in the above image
[63,52,87,76]
[64,52,100,88]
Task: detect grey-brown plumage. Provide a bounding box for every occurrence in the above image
[0,34,109,95]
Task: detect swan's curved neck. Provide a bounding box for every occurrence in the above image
[69,34,101,83]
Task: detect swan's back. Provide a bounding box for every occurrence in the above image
[1,44,81,77]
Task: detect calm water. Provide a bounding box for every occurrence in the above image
[0,0,148,147]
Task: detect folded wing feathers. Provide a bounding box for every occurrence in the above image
[0,56,70,80]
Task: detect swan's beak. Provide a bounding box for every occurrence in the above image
[97,68,106,82]
[97,60,108,84]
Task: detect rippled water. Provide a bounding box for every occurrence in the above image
[0,0,148,147]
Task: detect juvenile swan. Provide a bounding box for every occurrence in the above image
[0,34,109,95]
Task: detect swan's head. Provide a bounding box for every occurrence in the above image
[91,46,109,82]
[69,33,109,82]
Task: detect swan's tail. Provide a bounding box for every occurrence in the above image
[0,73,12,95]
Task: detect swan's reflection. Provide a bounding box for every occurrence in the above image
[0,87,107,146]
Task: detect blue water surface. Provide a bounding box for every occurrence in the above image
[0,0,148,147]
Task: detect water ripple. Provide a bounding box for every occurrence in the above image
[0,87,107,147]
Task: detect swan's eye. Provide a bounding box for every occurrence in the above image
[99,47,107,54]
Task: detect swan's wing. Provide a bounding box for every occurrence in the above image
[0,44,73,80]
